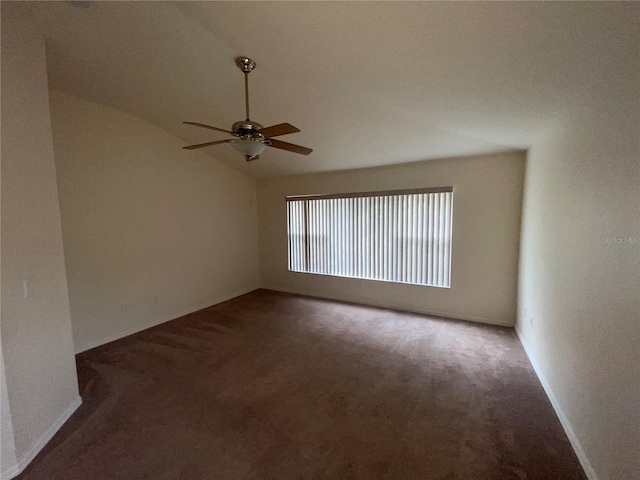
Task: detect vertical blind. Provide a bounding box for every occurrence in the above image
[286,187,453,288]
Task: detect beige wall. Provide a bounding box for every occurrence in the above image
[49,90,260,353]
[258,152,525,326]
[0,347,17,477]
[0,4,81,476]
[516,26,639,480]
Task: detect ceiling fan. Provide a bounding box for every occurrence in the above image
[182,57,313,162]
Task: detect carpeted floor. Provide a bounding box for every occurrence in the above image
[17,289,586,480]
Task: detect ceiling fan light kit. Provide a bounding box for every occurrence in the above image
[232,138,267,160]
[183,57,312,162]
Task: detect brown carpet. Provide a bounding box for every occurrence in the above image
[17,289,586,480]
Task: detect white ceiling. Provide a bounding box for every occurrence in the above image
[21,1,636,178]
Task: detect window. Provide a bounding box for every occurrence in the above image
[286,187,453,288]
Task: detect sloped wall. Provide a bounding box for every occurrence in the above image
[49,91,260,353]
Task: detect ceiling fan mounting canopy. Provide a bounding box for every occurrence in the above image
[235,56,256,74]
[182,56,313,161]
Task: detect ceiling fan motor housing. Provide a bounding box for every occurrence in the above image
[232,120,264,138]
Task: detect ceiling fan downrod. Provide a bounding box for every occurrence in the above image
[235,57,256,121]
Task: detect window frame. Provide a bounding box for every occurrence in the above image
[286,186,454,288]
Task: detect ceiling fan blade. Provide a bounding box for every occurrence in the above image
[182,139,234,150]
[256,123,300,138]
[267,139,313,156]
[183,122,234,135]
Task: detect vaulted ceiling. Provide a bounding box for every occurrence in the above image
[22,1,635,177]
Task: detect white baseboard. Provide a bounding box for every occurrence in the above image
[514,326,597,480]
[0,459,20,479]
[1,396,82,480]
[76,286,259,354]
[261,285,514,328]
